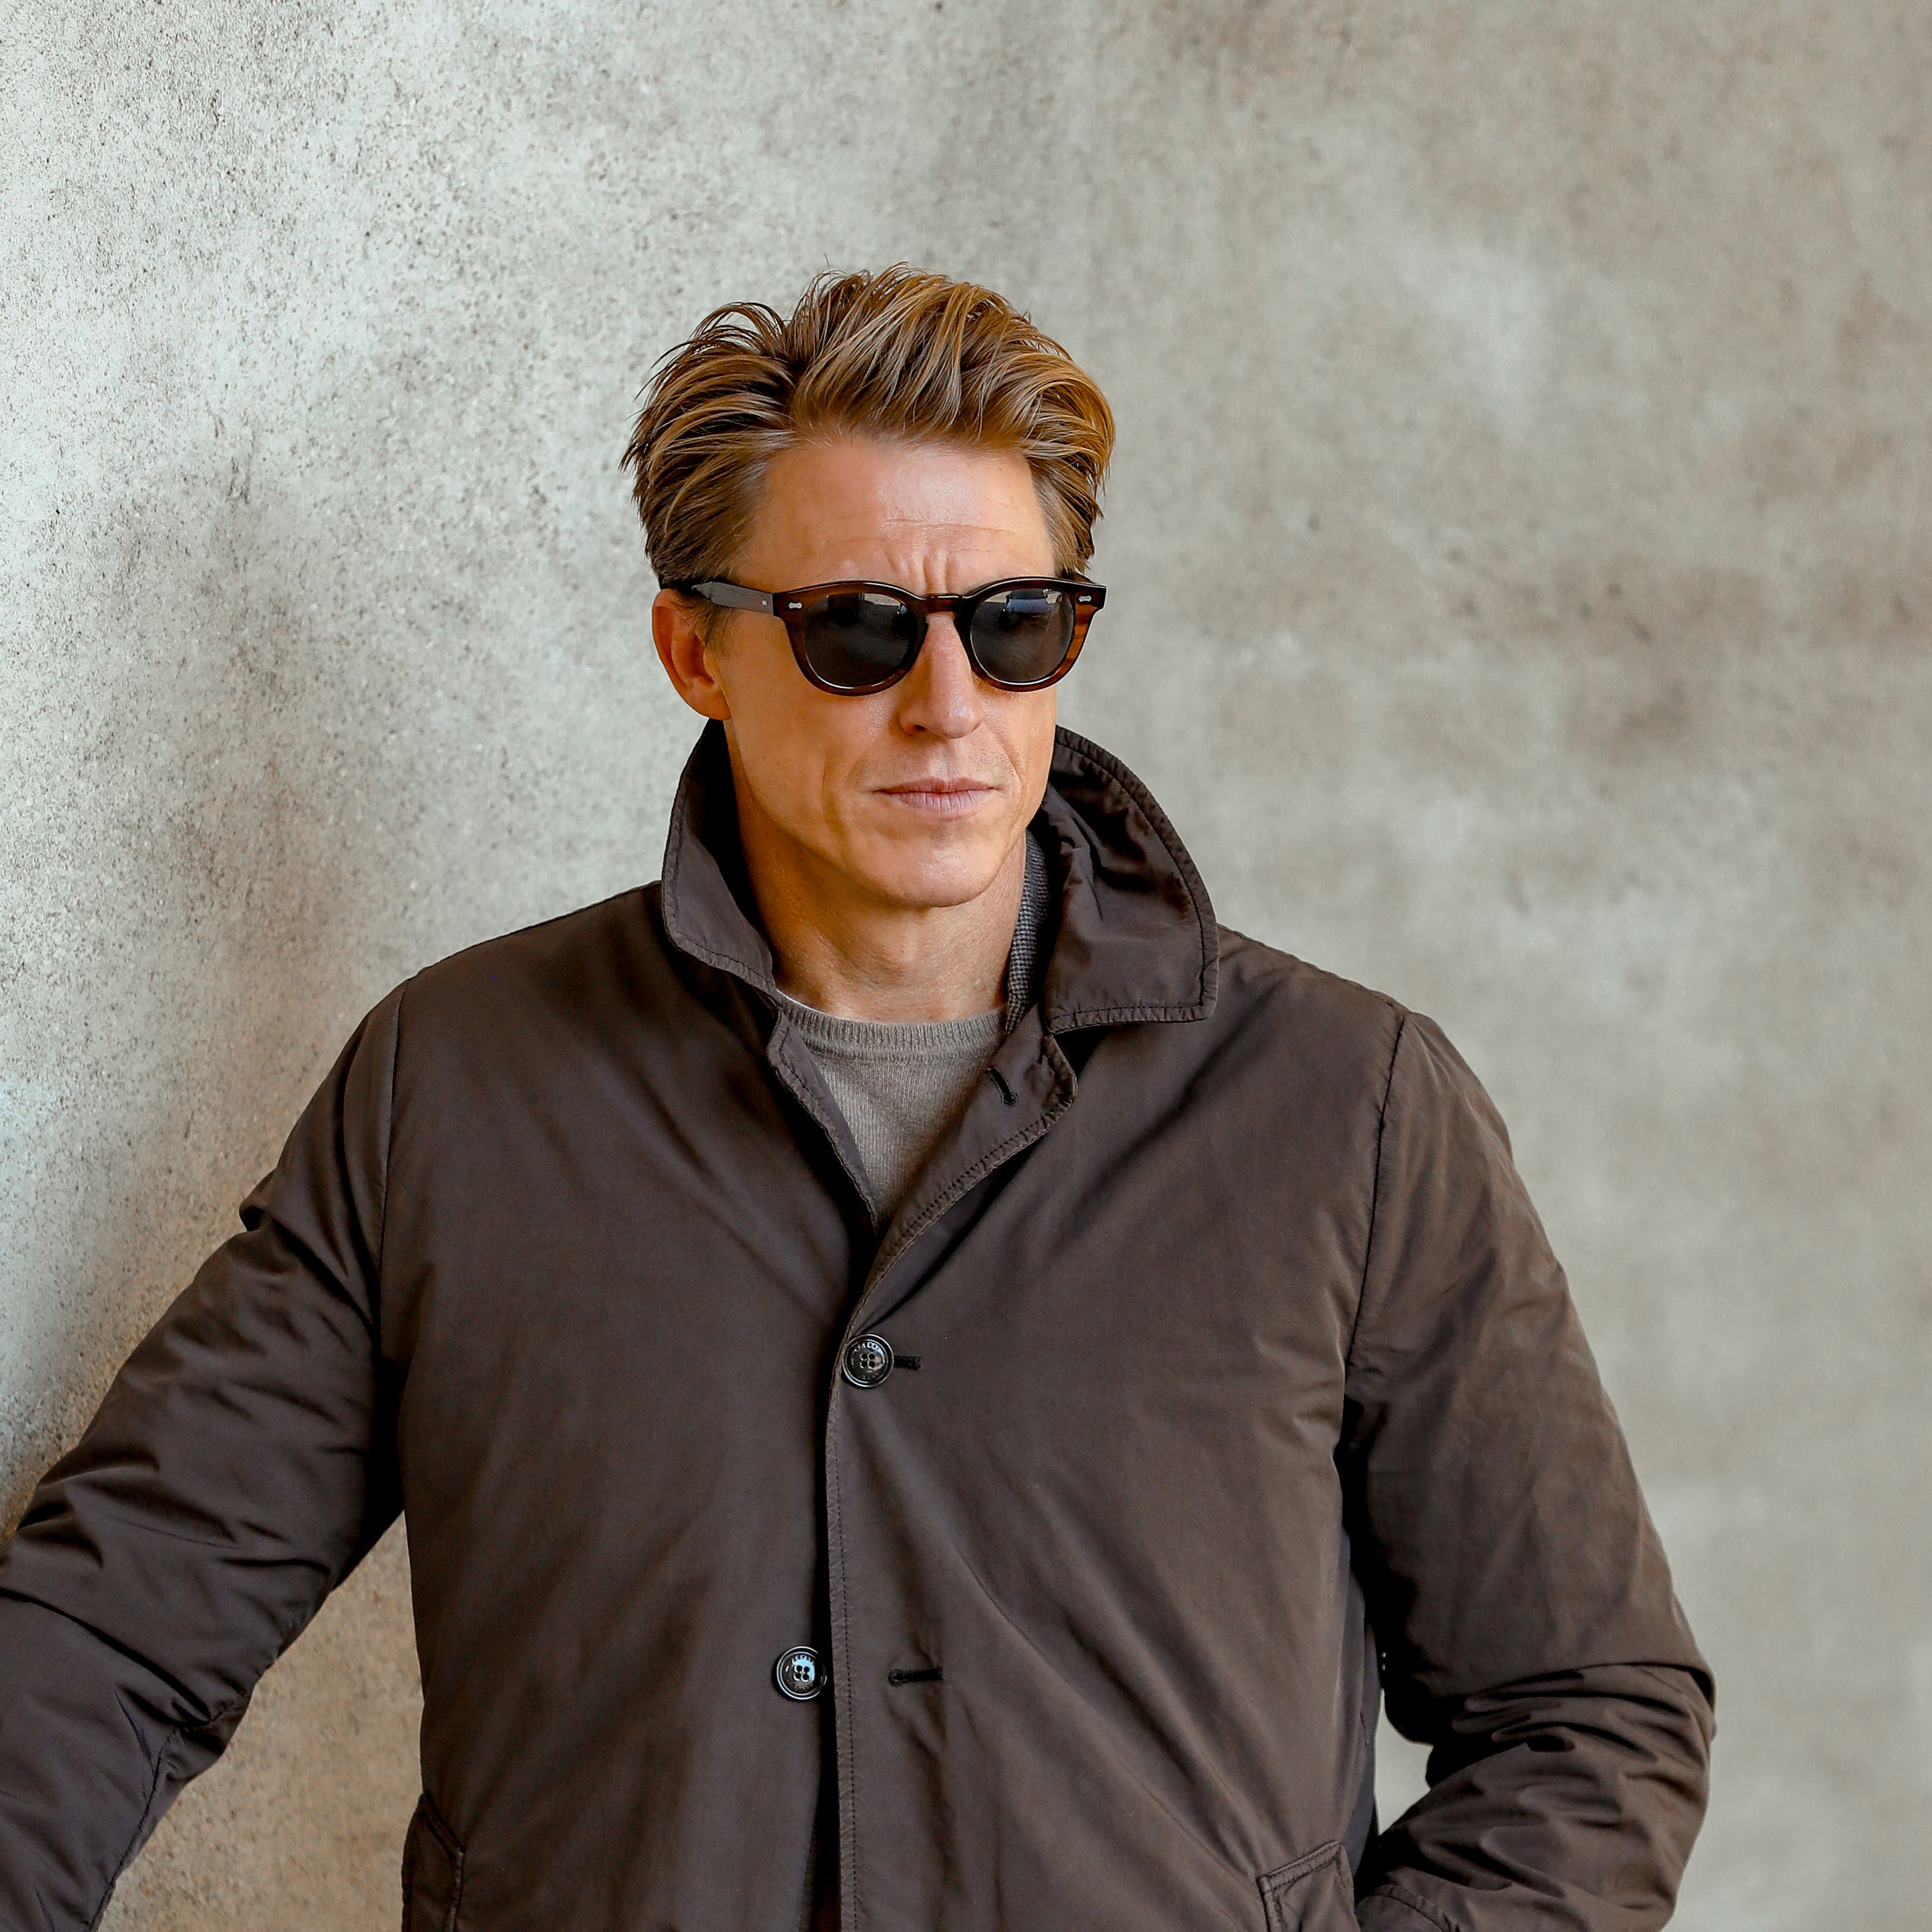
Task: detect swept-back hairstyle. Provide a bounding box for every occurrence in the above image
[622,266,1115,596]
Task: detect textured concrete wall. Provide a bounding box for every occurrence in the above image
[2,3,1925,1927]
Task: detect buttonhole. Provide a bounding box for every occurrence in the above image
[897,1355,920,1370]
[987,1067,1016,1105]
[887,1666,943,1686]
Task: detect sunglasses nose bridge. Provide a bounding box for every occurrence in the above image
[914,594,970,654]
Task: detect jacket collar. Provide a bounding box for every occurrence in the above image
[658,720,1218,1032]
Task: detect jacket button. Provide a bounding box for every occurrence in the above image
[842,1333,895,1389]
[775,1647,827,1701]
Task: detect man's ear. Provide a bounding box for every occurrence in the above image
[652,590,733,721]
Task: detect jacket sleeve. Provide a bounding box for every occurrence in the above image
[1342,1012,1714,1932]
[0,989,406,1932]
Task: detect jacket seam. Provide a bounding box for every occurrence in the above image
[88,1720,185,1930]
[1045,1000,1210,1030]
[1361,1880,1463,1932]
[865,1051,1075,1288]
[672,933,778,990]
[420,1792,467,1928]
[1630,1655,1719,1719]
[829,1414,859,1926]
[1259,1836,1346,1895]
[870,1112,1051,1281]
[376,981,405,1280]
[1344,1007,1409,1375]
[766,1015,881,1221]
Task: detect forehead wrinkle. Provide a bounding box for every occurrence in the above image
[789,514,1047,594]
[861,530,1032,582]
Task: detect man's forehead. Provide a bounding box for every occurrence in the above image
[746,439,1051,571]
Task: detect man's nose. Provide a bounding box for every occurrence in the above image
[893,613,984,737]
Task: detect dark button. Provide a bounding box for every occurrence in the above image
[842,1332,895,1389]
[774,1646,827,1701]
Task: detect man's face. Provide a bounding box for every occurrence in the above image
[661,437,1062,913]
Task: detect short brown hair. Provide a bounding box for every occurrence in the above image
[622,266,1115,591]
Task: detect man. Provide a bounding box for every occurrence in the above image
[0,267,1712,1931]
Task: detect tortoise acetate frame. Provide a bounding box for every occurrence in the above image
[673,576,1106,695]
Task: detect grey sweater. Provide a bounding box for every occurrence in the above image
[781,833,1050,1221]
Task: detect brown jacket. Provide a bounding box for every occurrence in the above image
[0,725,1712,1932]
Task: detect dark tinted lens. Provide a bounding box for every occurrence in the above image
[799,591,922,689]
[968,587,1076,686]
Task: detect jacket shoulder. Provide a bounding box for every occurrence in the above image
[394,887,671,1038]
[1212,924,1408,1069]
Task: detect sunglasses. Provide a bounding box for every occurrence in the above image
[673,576,1105,695]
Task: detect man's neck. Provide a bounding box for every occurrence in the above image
[737,814,1026,1025]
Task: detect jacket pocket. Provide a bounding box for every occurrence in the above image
[401,1793,466,1932]
[1258,1840,1357,1932]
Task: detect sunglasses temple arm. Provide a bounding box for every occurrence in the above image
[690,581,776,616]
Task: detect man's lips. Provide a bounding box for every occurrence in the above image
[875,777,1000,817]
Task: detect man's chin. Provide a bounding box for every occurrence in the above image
[842,843,1015,915]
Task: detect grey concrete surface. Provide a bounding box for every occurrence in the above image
[2,2,1925,1926]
